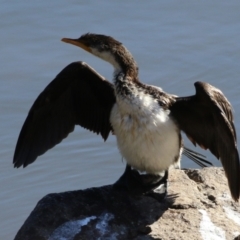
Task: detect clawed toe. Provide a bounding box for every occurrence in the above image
[114,165,168,199]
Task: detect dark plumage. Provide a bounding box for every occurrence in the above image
[13,33,240,201]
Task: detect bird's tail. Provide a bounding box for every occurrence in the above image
[183,147,213,168]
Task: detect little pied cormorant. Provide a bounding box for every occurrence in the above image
[13,33,240,201]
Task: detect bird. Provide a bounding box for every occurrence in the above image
[13,33,240,201]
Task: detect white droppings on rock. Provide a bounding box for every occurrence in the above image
[233,232,240,238]
[218,193,232,201]
[95,213,119,239]
[48,216,96,240]
[223,206,240,226]
[96,213,114,235]
[199,209,226,240]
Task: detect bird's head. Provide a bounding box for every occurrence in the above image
[62,33,138,76]
[62,33,122,53]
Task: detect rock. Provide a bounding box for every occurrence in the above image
[14,168,240,240]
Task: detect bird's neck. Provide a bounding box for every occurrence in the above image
[111,46,139,87]
[92,45,139,92]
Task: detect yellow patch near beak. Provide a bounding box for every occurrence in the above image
[61,38,92,53]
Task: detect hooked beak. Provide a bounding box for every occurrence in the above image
[61,38,92,53]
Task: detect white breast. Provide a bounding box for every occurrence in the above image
[110,87,180,174]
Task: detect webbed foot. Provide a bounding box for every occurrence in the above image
[114,165,168,200]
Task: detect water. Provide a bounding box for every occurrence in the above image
[1,1,240,239]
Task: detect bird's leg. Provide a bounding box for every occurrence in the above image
[144,170,168,201]
[114,164,168,200]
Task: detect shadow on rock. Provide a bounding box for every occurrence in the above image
[14,185,175,240]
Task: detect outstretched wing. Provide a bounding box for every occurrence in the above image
[170,81,240,201]
[13,61,116,168]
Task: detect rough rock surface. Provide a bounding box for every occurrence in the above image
[14,168,240,240]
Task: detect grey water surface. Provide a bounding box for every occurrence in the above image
[1,1,240,239]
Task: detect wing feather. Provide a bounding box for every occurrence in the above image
[170,81,240,201]
[13,61,115,168]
